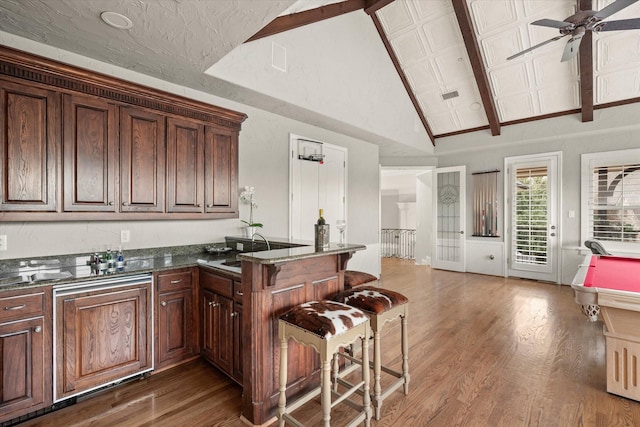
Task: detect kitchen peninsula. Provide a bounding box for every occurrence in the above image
[236,240,366,425]
[0,237,365,426]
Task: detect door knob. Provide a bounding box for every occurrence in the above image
[34,326,42,333]
[161,301,167,307]
[459,230,464,235]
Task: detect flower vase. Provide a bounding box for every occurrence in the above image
[244,226,257,238]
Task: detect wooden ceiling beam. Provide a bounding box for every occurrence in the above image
[580,0,594,122]
[364,0,395,15]
[246,0,366,42]
[370,13,435,145]
[451,0,501,136]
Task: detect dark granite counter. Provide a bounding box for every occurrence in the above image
[0,236,366,291]
[237,242,366,264]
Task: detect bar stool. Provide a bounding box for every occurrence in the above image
[333,286,409,420]
[278,300,372,427]
[344,270,378,290]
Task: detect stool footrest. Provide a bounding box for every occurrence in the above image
[381,375,409,400]
[331,380,365,409]
[283,386,322,414]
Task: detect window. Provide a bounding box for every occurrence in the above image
[582,149,640,248]
[513,166,548,266]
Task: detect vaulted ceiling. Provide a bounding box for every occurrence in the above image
[1,0,639,154]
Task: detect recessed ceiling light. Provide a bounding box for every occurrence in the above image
[100,11,133,29]
[470,102,481,111]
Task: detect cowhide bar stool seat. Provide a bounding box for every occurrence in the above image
[344,270,378,290]
[333,286,409,420]
[278,301,372,427]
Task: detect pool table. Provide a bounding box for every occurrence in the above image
[572,254,640,401]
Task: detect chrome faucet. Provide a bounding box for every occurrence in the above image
[251,232,271,251]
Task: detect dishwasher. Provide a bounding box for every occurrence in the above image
[52,273,154,402]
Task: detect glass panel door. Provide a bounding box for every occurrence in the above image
[432,166,465,272]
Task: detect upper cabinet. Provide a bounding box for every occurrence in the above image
[62,93,118,212]
[0,46,246,221]
[120,107,166,213]
[0,80,58,212]
[205,126,238,214]
[166,116,204,213]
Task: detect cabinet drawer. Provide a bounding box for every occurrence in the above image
[233,281,244,303]
[0,292,45,322]
[157,270,192,292]
[200,270,232,297]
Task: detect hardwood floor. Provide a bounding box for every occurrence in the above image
[22,258,640,426]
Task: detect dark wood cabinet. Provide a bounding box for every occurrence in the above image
[62,93,118,212]
[0,79,58,212]
[200,269,242,383]
[204,126,238,213]
[232,281,244,383]
[0,47,246,221]
[155,268,198,371]
[119,106,166,213]
[0,287,51,424]
[54,278,152,401]
[166,117,204,213]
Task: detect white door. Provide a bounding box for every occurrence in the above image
[432,166,466,272]
[290,135,347,242]
[505,153,561,283]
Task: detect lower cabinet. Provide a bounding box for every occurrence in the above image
[54,276,152,401]
[200,269,243,384]
[0,287,50,424]
[155,268,198,371]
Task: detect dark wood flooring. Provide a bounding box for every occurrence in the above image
[21,258,640,426]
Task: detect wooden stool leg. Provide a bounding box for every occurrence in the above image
[321,358,332,427]
[332,352,339,392]
[401,314,410,394]
[362,329,372,426]
[372,327,382,420]
[278,335,288,427]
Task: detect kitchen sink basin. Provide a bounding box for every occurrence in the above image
[222,260,241,267]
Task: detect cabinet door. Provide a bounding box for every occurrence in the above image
[201,289,233,375]
[55,282,152,400]
[120,107,165,212]
[0,317,45,423]
[62,93,118,211]
[204,126,238,213]
[233,302,243,384]
[166,117,204,213]
[0,80,58,212]
[157,288,194,366]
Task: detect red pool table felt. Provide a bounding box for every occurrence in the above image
[584,255,640,293]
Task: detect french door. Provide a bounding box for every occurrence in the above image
[432,166,466,272]
[505,153,561,283]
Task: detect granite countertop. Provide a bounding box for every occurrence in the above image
[0,236,365,291]
[237,242,366,264]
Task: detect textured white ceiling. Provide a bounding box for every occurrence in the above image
[377,0,640,136]
[0,0,639,150]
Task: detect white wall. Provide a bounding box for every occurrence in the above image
[436,106,640,283]
[0,35,380,273]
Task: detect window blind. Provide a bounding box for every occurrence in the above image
[513,167,548,266]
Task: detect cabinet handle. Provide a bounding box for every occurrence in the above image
[230,312,238,317]
[161,301,167,307]
[207,204,213,208]
[236,290,244,296]
[4,304,26,311]
[170,279,182,284]
[108,201,114,206]
[122,202,129,206]
[209,301,219,307]
[34,326,42,333]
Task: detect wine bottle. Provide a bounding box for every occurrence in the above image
[317,209,326,225]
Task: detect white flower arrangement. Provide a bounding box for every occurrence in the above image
[239,186,263,228]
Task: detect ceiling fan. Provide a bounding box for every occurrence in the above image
[507,0,640,62]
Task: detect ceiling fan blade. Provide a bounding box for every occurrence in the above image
[595,0,639,19]
[597,17,640,30]
[531,18,572,29]
[507,35,566,60]
[561,36,583,62]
